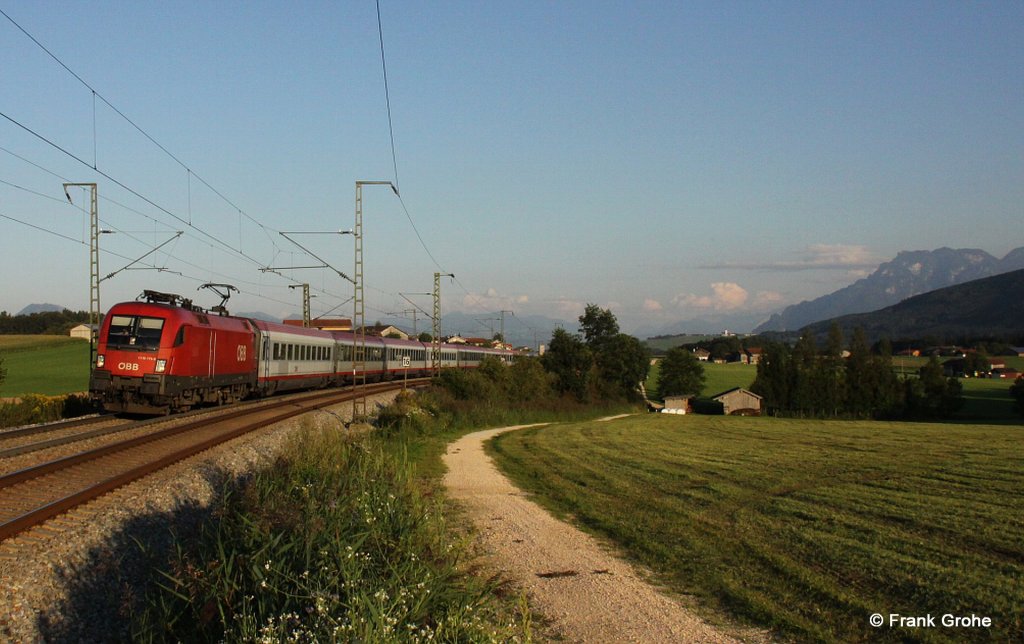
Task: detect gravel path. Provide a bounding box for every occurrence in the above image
[443,420,744,643]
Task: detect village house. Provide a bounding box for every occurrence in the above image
[356,324,408,340]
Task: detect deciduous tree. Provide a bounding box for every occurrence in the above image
[542,328,592,401]
[657,347,705,398]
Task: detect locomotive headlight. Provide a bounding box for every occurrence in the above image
[96,354,105,368]
[155,359,167,373]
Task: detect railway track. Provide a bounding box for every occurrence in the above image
[0,415,134,459]
[0,381,419,542]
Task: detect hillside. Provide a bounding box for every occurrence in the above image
[802,269,1024,342]
[755,247,1024,333]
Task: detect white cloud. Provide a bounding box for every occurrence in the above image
[643,298,663,312]
[698,244,882,271]
[752,290,784,308]
[460,287,531,311]
[673,282,749,311]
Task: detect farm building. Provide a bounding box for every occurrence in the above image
[711,388,763,415]
[662,395,692,415]
[68,324,97,341]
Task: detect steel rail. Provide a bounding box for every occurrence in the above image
[0,415,110,440]
[0,380,423,541]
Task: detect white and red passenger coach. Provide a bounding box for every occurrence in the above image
[89,290,515,414]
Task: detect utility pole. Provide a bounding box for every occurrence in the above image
[353,181,396,422]
[399,292,431,337]
[289,284,311,327]
[63,183,99,369]
[499,310,513,346]
[386,308,417,335]
[432,272,454,375]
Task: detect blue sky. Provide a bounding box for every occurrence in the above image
[2,1,1021,335]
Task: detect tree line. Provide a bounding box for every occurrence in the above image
[0,310,91,335]
[750,324,964,419]
[541,305,650,403]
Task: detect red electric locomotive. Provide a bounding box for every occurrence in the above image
[90,291,257,414]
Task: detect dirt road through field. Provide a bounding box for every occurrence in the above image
[443,419,741,643]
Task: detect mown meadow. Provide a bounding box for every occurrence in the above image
[487,415,1024,642]
[0,335,90,396]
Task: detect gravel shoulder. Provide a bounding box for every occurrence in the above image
[0,392,399,642]
[443,419,746,643]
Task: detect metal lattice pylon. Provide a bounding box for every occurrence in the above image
[432,272,441,375]
[64,183,99,369]
[352,181,394,422]
[353,185,366,421]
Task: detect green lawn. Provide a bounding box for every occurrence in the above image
[958,377,1020,422]
[0,336,91,396]
[488,415,1024,642]
[646,360,756,400]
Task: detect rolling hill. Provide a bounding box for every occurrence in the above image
[755,247,1024,333]
[801,268,1024,342]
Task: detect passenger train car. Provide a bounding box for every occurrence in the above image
[90,291,515,414]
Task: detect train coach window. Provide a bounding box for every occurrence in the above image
[173,326,187,347]
[287,344,294,360]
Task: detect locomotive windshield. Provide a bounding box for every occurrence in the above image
[106,315,165,350]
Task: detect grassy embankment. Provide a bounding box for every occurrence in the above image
[488,415,1024,642]
[132,420,535,642]
[133,380,637,641]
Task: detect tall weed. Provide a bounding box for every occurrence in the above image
[133,422,528,642]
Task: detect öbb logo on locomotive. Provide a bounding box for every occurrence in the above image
[89,290,518,415]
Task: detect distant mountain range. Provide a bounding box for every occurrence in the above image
[754,247,1024,333]
[16,303,67,315]
[801,268,1024,342]
[633,312,771,339]
[239,310,569,349]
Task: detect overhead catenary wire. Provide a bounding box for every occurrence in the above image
[4,6,529,334]
[0,7,278,241]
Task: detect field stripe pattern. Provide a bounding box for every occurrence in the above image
[487,415,1024,642]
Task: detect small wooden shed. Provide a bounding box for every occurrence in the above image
[662,395,692,414]
[711,387,763,415]
[69,324,96,341]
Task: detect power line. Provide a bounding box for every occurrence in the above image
[376,0,400,191]
[2,110,272,268]
[0,7,279,240]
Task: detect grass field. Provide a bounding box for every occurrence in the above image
[0,335,90,396]
[646,361,756,400]
[487,415,1024,642]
